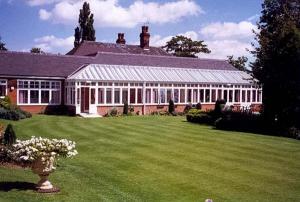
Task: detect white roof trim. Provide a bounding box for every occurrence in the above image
[67,64,254,84]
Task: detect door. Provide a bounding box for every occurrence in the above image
[81,87,89,113]
[89,87,97,114]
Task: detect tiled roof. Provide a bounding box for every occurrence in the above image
[0,51,237,78]
[67,41,170,56]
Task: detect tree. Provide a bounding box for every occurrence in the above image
[30,47,44,54]
[227,55,248,71]
[0,36,8,51]
[163,35,211,58]
[251,0,300,127]
[74,2,96,47]
[3,124,16,146]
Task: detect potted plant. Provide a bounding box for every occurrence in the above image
[8,136,78,193]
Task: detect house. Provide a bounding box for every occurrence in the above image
[0,26,262,116]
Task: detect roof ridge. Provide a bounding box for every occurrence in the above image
[94,51,228,62]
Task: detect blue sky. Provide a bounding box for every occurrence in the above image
[0,0,262,59]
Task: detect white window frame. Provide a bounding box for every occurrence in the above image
[0,79,7,98]
[17,79,61,105]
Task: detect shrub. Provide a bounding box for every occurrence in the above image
[0,107,32,121]
[123,101,129,115]
[186,109,213,124]
[0,96,11,109]
[286,127,300,140]
[129,105,134,113]
[3,124,16,146]
[168,99,175,114]
[196,102,202,110]
[108,108,118,117]
[0,124,4,143]
[183,103,192,114]
[213,99,226,118]
[214,112,265,133]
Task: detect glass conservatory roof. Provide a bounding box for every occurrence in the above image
[67,64,253,84]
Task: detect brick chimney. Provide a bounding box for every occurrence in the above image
[116,33,126,45]
[140,26,150,49]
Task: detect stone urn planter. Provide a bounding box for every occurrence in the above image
[9,136,78,193]
[31,157,60,193]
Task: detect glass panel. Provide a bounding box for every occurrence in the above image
[174,89,179,103]
[160,89,166,103]
[51,91,60,104]
[247,90,251,102]
[91,88,95,104]
[187,89,192,103]
[137,89,142,103]
[122,89,128,103]
[205,89,210,102]
[0,85,6,97]
[200,89,204,103]
[223,90,228,101]
[211,89,216,102]
[167,89,172,102]
[77,88,80,104]
[146,89,151,103]
[252,90,257,102]
[193,89,198,103]
[234,90,240,102]
[71,89,75,105]
[19,90,28,104]
[114,88,120,104]
[98,88,104,104]
[30,90,39,103]
[130,89,135,104]
[242,90,246,102]
[180,89,185,103]
[258,90,262,102]
[152,89,158,103]
[229,90,233,102]
[106,88,112,104]
[217,89,222,100]
[41,90,49,103]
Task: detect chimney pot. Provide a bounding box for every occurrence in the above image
[140,26,150,49]
[116,33,126,45]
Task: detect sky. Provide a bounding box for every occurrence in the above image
[0,0,263,60]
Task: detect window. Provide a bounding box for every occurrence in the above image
[205,89,210,102]
[137,89,142,103]
[193,89,198,103]
[18,80,61,105]
[51,91,60,104]
[130,89,135,104]
[229,90,233,102]
[242,90,246,102]
[0,80,7,97]
[174,89,179,103]
[258,90,262,102]
[30,90,39,104]
[41,91,50,103]
[180,89,185,103]
[234,90,240,103]
[252,90,257,102]
[160,89,166,103]
[223,90,228,101]
[217,89,222,100]
[122,89,128,103]
[187,89,192,103]
[146,89,151,103]
[106,88,112,104]
[91,88,95,104]
[152,89,158,103]
[167,89,172,102]
[19,90,28,104]
[247,90,251,102]
[200,89,204,103]
[114,88,120,104]
[211,89,216,102]
[98,88,104,104]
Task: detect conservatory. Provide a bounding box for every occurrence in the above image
[64,64,262,115]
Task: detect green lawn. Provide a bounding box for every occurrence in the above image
[0,115,299,202]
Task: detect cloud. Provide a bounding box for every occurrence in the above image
[199,21,258,40]
[36,0,202,28]
[33,35,74,53]
[150,31,198,47]
[149,21,257,60]
[39,9,52,20]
